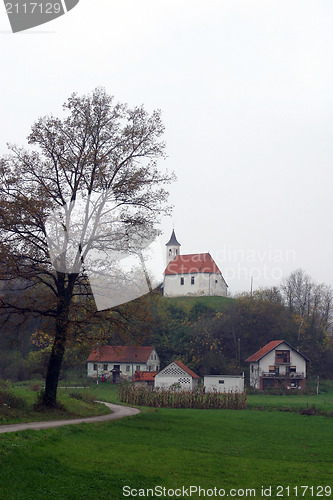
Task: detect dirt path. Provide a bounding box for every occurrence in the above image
[0,402,140,434]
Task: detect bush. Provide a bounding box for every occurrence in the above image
[0,389,27,410]
[30,382,42,392]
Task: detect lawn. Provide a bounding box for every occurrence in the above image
[0,404,332,499]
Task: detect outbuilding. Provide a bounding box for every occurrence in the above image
[154,360,200,391]
[204,374,244,393]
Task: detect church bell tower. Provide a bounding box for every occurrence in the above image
[166,229,181,264]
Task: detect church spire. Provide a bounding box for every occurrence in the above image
[166,229,181,264]
[166,229,181,247]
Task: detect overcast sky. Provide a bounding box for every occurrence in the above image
[1,0,333,295]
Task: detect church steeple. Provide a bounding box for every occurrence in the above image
[166,229,181,264]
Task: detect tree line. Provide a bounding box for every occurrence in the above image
[144,269,333,379]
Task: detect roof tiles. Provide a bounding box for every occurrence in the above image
[133,371,158,382]
[173,360,200,379]
[164,253,221,275]
[87,346,155,363]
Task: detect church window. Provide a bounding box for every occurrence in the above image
[180,277,184,285]
[191,276,195,285]
[169,249,172,255]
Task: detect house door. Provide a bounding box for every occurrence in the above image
[112,365,120,384]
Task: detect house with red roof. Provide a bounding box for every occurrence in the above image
[154,360,200,391]
[246,340,310,391]
[163,230,228,298]
[87,346,160,382]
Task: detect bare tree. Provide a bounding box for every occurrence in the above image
[281,269,333,342]
[0,88,174,406]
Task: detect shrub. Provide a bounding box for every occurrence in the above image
[30,382,42,392]
[0,389,27,410]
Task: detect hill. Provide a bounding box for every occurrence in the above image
[161,295,234,313]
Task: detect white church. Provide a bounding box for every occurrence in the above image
[163,230,228,298]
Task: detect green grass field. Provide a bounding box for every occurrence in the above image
[0,407,332,499]
[0,382,332,499]
[162,295,233,312]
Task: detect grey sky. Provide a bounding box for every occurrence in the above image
[1,0,333,294]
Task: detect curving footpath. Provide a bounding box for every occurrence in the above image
[0,402,140,434]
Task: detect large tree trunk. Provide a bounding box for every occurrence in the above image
[43,318,68,407]
[42,273,76,407]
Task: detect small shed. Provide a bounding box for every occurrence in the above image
[154,360,199,391]
[133,371,157,389]
[204,374,244,393]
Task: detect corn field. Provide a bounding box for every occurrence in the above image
[119,384,247,410]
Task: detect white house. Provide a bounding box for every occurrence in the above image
[246,340,309,391]
[204,374,244,393]
[154,360,200,391]
[163,230,228,298]
[87,346,160,382]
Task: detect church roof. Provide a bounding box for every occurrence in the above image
[164,253,222,275]
[166,229,181,246]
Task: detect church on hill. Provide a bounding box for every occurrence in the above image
[163,230,228,298]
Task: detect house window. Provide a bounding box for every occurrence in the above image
[154,355,157,360]
[93,363,97,371]
[191,276,195,285]
[149,365,152,371]
[156,365,159,371]
[219,380,225,384]
[275,350,290,364]
[251,365,254,373]
[126,365,130,372]
[180,277,184,285]
[136,365,140,372]
[169,249,172,255]
[215,279,218,283]
[269,365,279,375]
[103,364,108,371]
